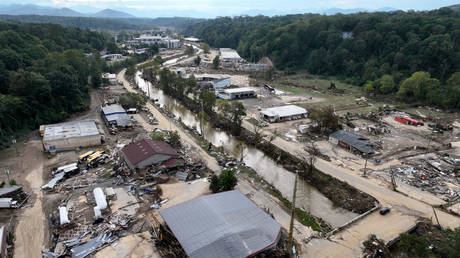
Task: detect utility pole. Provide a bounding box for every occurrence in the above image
[12,138,18,156]
[363,153,368,177]
[289,171,298,256]
[390,166,397,191]
[432,207,443,230]
[4,167,10,184]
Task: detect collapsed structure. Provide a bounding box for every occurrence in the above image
[41,121,102,152]
[260,105,308,123]
[329,130,374,155]
[121,139,180,171]
[160,190,281,258]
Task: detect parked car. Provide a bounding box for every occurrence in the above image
[379,207,391,215]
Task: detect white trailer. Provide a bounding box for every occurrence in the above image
[0,198,18,208]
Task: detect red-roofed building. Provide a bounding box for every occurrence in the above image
[122,139,179,171]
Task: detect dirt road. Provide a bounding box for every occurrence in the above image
[118,69,221,172]
[13,140,45,258]
[118,68,314,253]
[240,121,460,257]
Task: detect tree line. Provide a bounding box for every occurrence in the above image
[0,21,112,147]
[185,9,460,108]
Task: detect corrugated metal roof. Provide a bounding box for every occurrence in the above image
[175,172,188,181]
[223,87,255,94]
[43,121,100,142]
[122,139,178,166]
[260,105,308,118]
[0,186,21,197]
[162,158,185,168]
[101,105,126,116]
[105,113,132,126]
[160,190,281,258]
[330,130,374,154]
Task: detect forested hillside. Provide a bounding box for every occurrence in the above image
[185,9,460,108]
[0,15,204,31]
[0,21,109,147]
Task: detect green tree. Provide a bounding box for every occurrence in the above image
[212,55,220,69]
[199,90,216,114]
[209,174,220,193]
[230,101,246,134]
[154,55,164,66]
[398,71,440,102]
[185,45,195,56]
[362,81,375,96]
[397,233,431,257]
[106,41,120,54]
[194,56,201,66]
[378,74,396,94]
[200,42,210,54]
[167,130,181,147]
[150,131,166,141]
[310,107,340,133]
[118,92,147,109]
[219,170,238,191]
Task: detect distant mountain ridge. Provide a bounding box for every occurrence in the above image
[90,9,135,18]
[0,4,135,18]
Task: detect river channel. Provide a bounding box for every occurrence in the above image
[136,72,358,228]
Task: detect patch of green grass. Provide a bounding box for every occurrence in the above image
[267,187,323,232]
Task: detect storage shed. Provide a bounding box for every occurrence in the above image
[160,190,281,258]
[260,105,308,123]
[42,121,101,152]
[329,130,374,155]
[121,139,179,171]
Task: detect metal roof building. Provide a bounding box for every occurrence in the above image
[101,105,132,127]
[260,105,308,123]
[121,139,179,171]
[42,121,101,152]
[216,87,256,100]
[160,190,281,258]
[219,48,243,62]
[329,130,374,155]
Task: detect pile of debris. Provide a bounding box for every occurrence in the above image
[388,153,460,200]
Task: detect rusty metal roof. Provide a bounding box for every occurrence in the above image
[122,139,178,166]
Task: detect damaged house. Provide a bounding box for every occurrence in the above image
[121,139,181,171]
[329,130,374,155]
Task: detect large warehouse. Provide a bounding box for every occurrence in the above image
[260,105,308,123]
[219,48,243,62]
[160,190,281,258]
[216,87,256,100]
[42,121,102,152]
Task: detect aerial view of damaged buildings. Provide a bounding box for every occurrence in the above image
[2,29,460,258]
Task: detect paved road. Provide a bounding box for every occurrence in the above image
[241,121,460,257]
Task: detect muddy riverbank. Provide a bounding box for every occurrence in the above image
[136,72,375,226]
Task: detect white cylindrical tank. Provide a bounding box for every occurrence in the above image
[94,206,101,217]
[93,187,107,210]
[59,206,70,225]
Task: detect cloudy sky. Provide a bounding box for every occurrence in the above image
[2,0,459,17]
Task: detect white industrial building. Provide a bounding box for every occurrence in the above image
[216,87,256,100]
[260,105,308,123]
[133,35,181,48]
[184,37,202,43]
[198,77,231,89]
[42,121,102,152]
[219,48,243,62]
